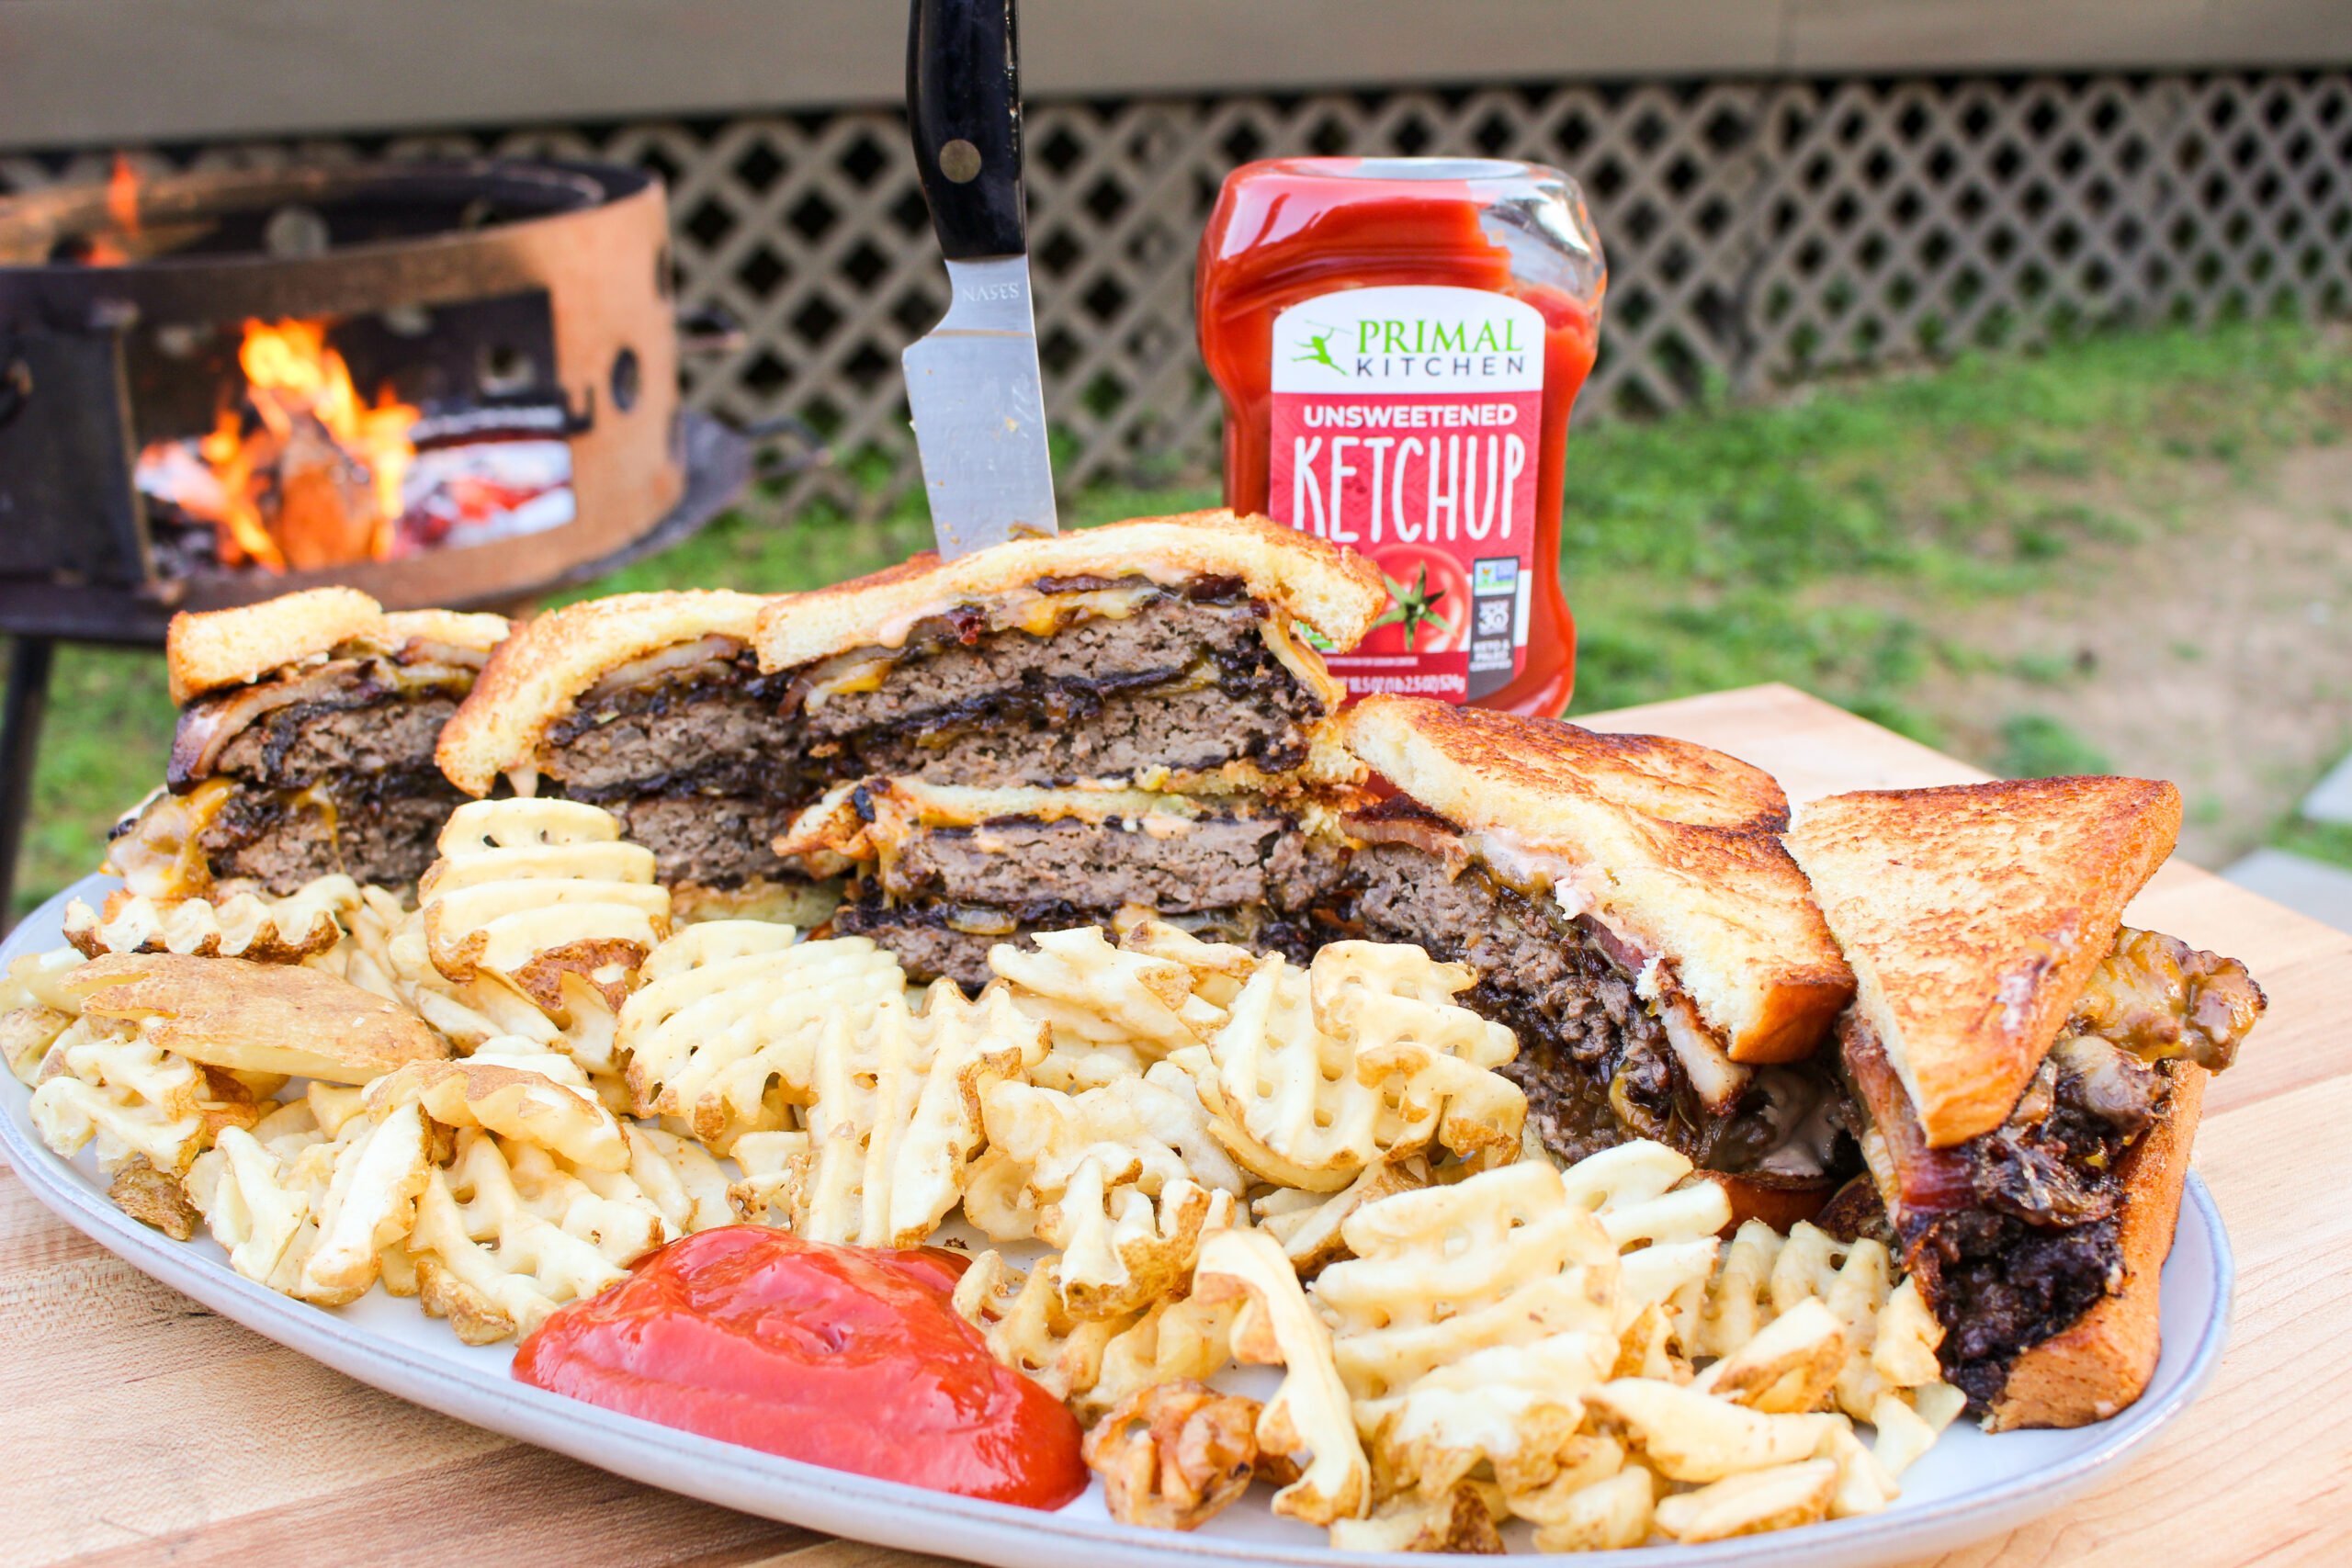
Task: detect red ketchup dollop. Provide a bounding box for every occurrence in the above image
[514,1226,1087,1509]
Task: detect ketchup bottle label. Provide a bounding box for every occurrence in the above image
[1268,285,1544,702]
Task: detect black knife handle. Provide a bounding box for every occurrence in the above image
[907,0,1027,261]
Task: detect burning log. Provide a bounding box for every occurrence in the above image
[137,318,420,572]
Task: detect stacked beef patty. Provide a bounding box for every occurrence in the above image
[112,594,507,899]
[777,575,1359,987]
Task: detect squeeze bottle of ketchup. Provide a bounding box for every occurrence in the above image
[1197,158,1606,716]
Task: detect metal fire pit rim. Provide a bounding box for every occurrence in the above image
[0,158,653,276]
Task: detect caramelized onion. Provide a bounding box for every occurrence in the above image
[167,658,367,785]
[582,634,745,701]
[1341,805,1470,872]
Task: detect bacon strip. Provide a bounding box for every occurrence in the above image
[1841,1017,1975,1216]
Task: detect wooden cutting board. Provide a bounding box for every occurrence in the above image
[5,683,2346,1568]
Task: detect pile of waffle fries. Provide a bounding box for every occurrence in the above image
[6,797,1964,1551]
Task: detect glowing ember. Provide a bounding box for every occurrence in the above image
[141,318,421,572]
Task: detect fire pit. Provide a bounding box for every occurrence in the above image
[0,158,744,632]
[0,158,750,916]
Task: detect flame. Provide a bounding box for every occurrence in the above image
[106,154,141,238]
[175,319,420,572]
[82,154,144,265]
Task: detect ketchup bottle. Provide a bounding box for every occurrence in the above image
[1198,158,1605,716]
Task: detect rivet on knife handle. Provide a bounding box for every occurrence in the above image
[907,0,1026,261]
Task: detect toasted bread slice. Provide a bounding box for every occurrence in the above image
[165,589,507,705]
[380,608,512,657]
[1785,777,2181,1148]
[1985,1062,2204,1430]
[749,510,1385,676]
[1340,697,1855,1063]
[436,589,774,795]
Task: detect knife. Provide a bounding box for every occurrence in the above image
[903,0,1058,558]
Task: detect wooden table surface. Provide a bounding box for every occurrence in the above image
[6,683,2347,1567]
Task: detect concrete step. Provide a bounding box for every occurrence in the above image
[2302,750,2352,826]
[2222,848,2352,935]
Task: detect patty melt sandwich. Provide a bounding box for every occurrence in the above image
[1784,777,2265,1428]
[109,587,508,898]
[767,511,1385,985]
[1334,696,1860,1217]
[434,589,828,923]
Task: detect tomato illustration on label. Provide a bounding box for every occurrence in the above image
[1264,285,1543,702]
[1362,545,1471,657]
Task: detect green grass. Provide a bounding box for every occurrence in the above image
[1994,714,2115,780]
[2276,817,2352,872]
[11,315,2352,914]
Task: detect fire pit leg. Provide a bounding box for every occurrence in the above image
[0,636,54,934]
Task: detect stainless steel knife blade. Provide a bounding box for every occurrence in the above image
[903,254,1058,558]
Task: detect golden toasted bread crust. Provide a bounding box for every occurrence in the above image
[1785,777,2182,1147]
[164,593,509,706]
[749,511,1386,673]
[1341,697,1854,1061]
[165,588,383,705]
[381,609,512,656]
[1346,697,1794,832]
[1985,1064,2204,1430]
[435,590,775,795]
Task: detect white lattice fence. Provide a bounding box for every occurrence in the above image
[5,69,2346,514]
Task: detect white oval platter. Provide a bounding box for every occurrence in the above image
[0,875,2233,1566]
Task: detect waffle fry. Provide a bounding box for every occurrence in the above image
[1080,1291,1239,1424]
[297,1098,435,1303]
[953,1249,1137,1402]
[420,798,670,1012]
[1581,1379,1837,1483]
[1192,1227,1370,1528]
[107,1156,201,1239]
[1170,944,1521,1192]
[1327,1483,1508,1555]
[406,1129,639,1344]
[606,1122,735,1237]
[1693,1220,1917,1420]
[729,981,1047,1247]
[1692,1297,1846,1413]
[64,874,358,963]
[1356,1329,1619,1500]
[367,1045,629,1171]
[1252,1151,1431,1278]
[621,927,902,1145]
[1871,1278,1946,1387]
[1313,944,1520,1166]
[1519,1454,1657,1553]
[1031,1039,1148,1092]
[1816,1417,1903,1517]
[185,1122,319,1284]
[2,1001,75,1088]
[1115,917,1260,1010]
[970,1064,1245,1317]
[1872,1383,1965,1476]
[1082,1379,1264,1531]
[1693,1218,1782,1359]
[184,1097,432,1305]
[1693,1218,1962,1435]
[30,1025,262,1175]
[992,926,1224,1056]
[62,951,447,1084]
[1317,1161,1622,1401]
[1657,1458,1838,1542]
